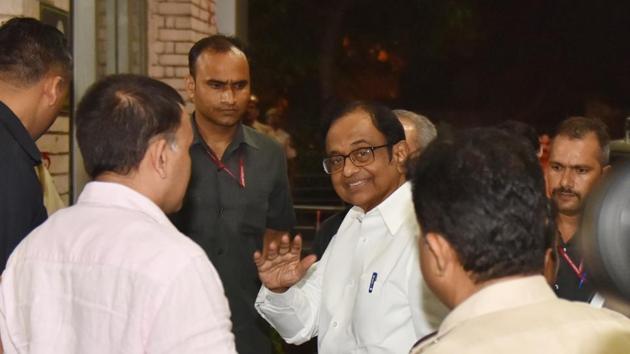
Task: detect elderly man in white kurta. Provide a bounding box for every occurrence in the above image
[254,102,447,354]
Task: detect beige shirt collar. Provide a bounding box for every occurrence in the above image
[438,275,555,337]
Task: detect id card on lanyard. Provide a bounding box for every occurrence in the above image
[557,245,586,288]
[202,142,246,188]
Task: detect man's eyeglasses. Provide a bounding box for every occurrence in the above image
[322,144,390,174]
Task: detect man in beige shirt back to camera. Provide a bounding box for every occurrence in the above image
[409,127,630,353]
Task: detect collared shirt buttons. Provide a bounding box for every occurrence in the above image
[331,321,338,328]
[360,237,367,243]
[348,280,355,287]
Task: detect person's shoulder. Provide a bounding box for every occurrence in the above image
[555,297,630,325]
[416,297,630,354]
[0,122,22,159]
[56,205,207,272]
[476,298,630,342]
[528,299,630,351]
[133,219,207,261]
[105,218,212,285]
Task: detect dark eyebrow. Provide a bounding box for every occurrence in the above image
[207,79,227,85]
[350,139,372,146]
[327,140,376,155]
[549,161,593,171]
[206,79,248,86]
[327,150,342,156]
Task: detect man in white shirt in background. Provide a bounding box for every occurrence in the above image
[254,101,447,354]
[0,74,236,354]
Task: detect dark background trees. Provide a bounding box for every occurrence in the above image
[249,0,630,173]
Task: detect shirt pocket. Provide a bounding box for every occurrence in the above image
[353,272,408,345]
[239,188,269,248]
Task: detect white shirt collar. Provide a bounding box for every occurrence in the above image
[77,181,172,227]
[347,181,413,236]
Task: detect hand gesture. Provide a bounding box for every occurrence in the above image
[253,234,317,293]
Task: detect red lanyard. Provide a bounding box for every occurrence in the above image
[557,244,586,286]
[203,144,246,188]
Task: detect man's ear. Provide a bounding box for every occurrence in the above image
[424,232,454,277]
[148,138,169,179]
[42,74,67,108]
[185,75,196,103]
[602,164,611,176]
[392,140,409,172]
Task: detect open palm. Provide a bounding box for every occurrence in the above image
[253,234,317,293]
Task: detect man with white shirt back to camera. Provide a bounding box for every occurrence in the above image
[0,74,236,354]
[254,101,447,354]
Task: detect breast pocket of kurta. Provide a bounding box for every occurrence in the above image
[354,272,385,338]
[354,270,408,344]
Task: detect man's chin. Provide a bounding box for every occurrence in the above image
[555,203,582,216]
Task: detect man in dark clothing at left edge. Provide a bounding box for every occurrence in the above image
[0,17,72,269]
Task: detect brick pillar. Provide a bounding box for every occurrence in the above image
[148,0,217,104]
[36,115,71,205]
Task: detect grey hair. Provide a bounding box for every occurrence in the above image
[393,109,437,152]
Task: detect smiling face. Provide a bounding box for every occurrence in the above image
[186,48,250,129]
[325,109,407,212]
[547,132,607,216]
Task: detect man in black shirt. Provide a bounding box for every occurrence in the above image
[170,35,295,354]
[547,117,610,302]
[0,18,72,269]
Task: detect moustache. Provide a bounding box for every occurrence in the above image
[552,187,581,200]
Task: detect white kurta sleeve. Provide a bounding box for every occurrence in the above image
[255,256,326,345]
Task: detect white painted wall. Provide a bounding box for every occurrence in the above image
[215,0,236,35]
[214,0,248,41]
[72,0,96,200]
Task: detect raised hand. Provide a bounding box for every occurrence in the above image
[253,234,317,293]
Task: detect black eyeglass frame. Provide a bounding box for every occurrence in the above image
[322,144,390,174]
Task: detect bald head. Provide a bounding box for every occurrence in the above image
[393,109,437,154]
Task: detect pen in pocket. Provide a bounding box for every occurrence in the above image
[368,272,378,293]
